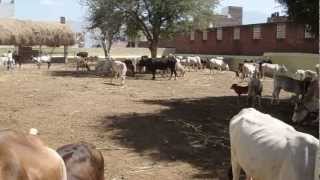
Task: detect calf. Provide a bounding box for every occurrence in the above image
[0,129,67,180]
[138,56,177,80]
[231,84,249,104]
[57,142,104,180]
[230,108,318,180]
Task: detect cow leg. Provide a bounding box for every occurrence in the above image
[231,159,241,180]
[173,69,177,80]
[271,88,281,104]
[152,70,156,80]
[47,62,51,69]
[86,64,90,71]
[257,96,262,107]
[121,76,125,86]
[110,72,114,84]
[252,95,256,107]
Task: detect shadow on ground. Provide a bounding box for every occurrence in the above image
[99,96,318,179]
[49,70,181,81]
[49,70,100,78]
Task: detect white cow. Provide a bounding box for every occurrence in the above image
[175,60,186,77]
[110,59,127,86]
[1,53,15,70]
[0,56,7,67]
[208,58,229,74]
[261,63,287,78]
[242,63,257,79]
[32,55,52,69]
[186,56,202,71]
[230,108,318,180]
[295,69,318,81]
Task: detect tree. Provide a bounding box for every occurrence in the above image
[277,0,319,35]
[84,0,218,58]
[85,0,124,58]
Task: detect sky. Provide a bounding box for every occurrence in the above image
[14,0,286,24]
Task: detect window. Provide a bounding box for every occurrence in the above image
[305,25,314,39]
[253,26,261,39]
[217,28,222,40]
[276,23,286,39]
[202,30,208,41]
[234,27,240,40]
[190,31,195,41]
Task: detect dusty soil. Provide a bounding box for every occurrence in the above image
[0,64,318,180]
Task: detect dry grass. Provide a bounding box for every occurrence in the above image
[0,18,75,46]
[0,63,317,180]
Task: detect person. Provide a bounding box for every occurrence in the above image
[6,50,14,70]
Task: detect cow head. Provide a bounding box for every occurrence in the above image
[292,102,309,123]
[230,84,238,90]
[278,65,288,73]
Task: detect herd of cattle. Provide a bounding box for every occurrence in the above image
[0,51,319,180]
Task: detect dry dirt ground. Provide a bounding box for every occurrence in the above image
[0,63,318,180]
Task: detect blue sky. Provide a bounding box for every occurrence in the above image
[15,0,285,24]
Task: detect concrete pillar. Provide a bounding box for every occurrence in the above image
[60,16,68,63]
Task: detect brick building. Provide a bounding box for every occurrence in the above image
[175,22,318,55]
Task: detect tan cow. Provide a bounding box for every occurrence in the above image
[0,129,67,180]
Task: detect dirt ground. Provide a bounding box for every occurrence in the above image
[0,63,318,180]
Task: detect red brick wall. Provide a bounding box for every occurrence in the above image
[138,39,175,48]
[175,23,318,55]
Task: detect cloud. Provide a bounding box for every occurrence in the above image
[40,0,63,6]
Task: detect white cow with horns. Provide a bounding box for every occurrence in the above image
[230,108,318,180]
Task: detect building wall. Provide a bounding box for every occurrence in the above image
[217,6,242,27]
[175,22,318,55]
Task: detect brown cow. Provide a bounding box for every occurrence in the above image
[0,129,67,180]
[57,142,104,180]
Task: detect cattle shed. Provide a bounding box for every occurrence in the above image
[0,18,75,62]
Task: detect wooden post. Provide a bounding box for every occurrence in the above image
[60,17,68,63]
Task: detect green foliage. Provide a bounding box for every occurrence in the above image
[84,0,218,57]
[277,0,319,35]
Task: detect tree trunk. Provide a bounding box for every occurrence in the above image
[149,40,158,58]
[101,38,108,59]
[107,38,113,59]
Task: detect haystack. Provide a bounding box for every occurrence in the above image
[0,18,75,46]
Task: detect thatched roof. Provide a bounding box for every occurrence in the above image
[0,19,75,46]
